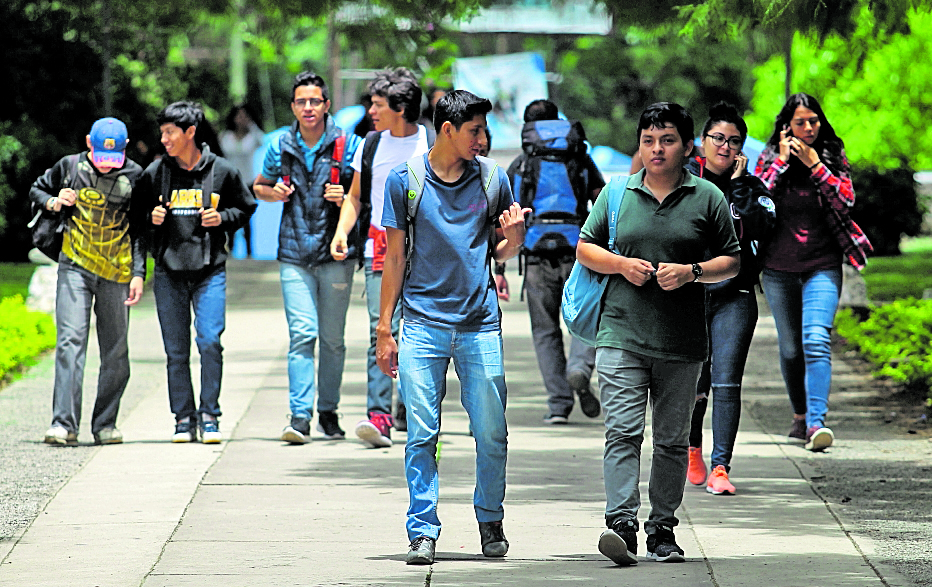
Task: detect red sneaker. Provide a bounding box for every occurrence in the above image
[706,465,736,495]
[687,446,707,485]
[355,412,393,448]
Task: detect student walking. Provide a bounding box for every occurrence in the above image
[31,117,145,446]
[577,103,740,565]
[754,93,871,452]
[376,90,528,565]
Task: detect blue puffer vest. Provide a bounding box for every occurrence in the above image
[277,117,361,267]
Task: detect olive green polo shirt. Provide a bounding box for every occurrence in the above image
[580,169,740,362]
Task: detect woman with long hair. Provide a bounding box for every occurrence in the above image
[754,93,871,452]
[685,103,775,495]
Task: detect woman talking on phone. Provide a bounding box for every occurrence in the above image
[684,103,775,495]
[754,93,871,452]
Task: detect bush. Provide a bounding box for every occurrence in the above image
[0,295,55,381]
[850,164,927,256]
[835,300,932,402]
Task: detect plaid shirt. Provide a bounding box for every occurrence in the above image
[755,146,872,270]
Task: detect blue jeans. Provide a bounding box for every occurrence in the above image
[597,347,702,532]
[280,260,354,419]
[692,288,758,471]
[364,259,402,415]
[761,266,842,429]
[524,254,596,416]
[153,265,227,422]
[399,321,508,541]
[52,260,131,434]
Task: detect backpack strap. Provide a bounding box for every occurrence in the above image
[475,155,501,220]
[330,134,346,185]
[606,178,625,252]
[159,159,171,206]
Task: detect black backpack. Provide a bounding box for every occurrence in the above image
[28,154,80,260]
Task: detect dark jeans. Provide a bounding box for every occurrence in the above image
[691,288,758,471]
[525,254,596,416]
[153,265,227,422]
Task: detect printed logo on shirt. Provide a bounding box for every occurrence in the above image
[168,189,219,215]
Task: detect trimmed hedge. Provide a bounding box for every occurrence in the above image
[0,295,55,381]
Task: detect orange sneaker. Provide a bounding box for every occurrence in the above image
[706,465,736,495]
[687,446,707,485]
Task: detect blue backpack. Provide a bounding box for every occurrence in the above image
[515,119,589,254]
[561,177,626,346]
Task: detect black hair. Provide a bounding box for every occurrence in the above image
[292,71,329,102]
[433,90,492,132]
[157,101,204,132]
[701,102,747,144]
[637,102,694,146]
[523,99,559,122]
[368,67,423,124]
[224,103,262,132]
[766,92,844,174]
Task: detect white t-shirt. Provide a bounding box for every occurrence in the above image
[351,125,430,258]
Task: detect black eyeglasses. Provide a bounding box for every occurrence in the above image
[705,133,743,150]
[294,98,325,108]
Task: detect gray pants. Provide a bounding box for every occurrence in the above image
[597,347,702,534]
[51,261,130,435]
[525,254,596,416]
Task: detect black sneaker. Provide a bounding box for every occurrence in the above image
[173,418,198,443]
[316,411,345,439]
[281,415,310,445]
[598,518,638,565]
[478,520,509,557]
[406,535,436,565]
[394,402,407,432]
[646,526,685,562]
[568,371,601,418]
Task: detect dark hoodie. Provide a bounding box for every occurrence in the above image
[136,145,256,272]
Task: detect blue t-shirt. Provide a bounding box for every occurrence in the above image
[382,154,514,331]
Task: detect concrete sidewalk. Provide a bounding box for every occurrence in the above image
[0,260,914,586]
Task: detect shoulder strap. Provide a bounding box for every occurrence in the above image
[607,177,626,252]
[160,159,171,205]
[278,133,290,181]
[360,130,381,205]
[403,154,429,274]
[475,155,501,219]
[203,160,215,208]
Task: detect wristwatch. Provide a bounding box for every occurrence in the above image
[691,263,703,282]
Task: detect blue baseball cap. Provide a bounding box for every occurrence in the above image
[89,117,128,168]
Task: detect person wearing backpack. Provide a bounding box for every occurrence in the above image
[504,100,605,424]
[578,103,740,565]
[376,90,528,565]
[253,72,362,445]
[680,103,776,496]
[330,68,431,448]
[137,101,256,444]
[30,117,145,446]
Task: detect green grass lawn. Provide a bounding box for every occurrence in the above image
[0,263,37,300]
[862,237,932,302]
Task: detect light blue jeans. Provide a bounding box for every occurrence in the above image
[597,347,702,533]
[364,258,402,415]
[761,266,842,429]
[280,260,354,419]
[399,321,508,541]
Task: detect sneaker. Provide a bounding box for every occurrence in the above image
[478,520,509,557]
[805,426,834,452]
[568,371,601,418]
[316,411,345,440]
[394,402,407,432]
[598,518,638,566]
[43,425,77,446]
[355,412,393,448]
[788,418,807,442]
[687,446,707,485]
[543,413,569,425]
[93,427,123,445]
[173,418,198,443]
[200,419,222,444]
[281,415,311,445]
[706,465,736,495]
[646,526,684,562]
[406,536,436,565]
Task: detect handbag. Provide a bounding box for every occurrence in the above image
[28,154,80,260]
[561,176,626,346]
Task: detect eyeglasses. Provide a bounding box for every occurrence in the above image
[705,133,743,150]
[294,98,325,108]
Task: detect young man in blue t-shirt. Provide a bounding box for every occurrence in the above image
[376,90,529,565]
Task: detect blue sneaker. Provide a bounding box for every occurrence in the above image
[172,419,197,443]
[200,419,222,444]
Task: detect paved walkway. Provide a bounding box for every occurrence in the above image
[0,260,915,586]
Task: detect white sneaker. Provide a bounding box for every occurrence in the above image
[94,427,123,445]
[200,420,222,444]
[44,425,77,445]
